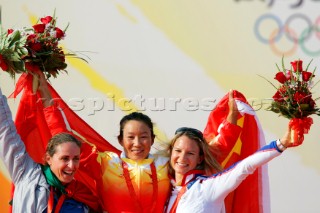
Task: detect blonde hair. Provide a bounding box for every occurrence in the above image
[168,130,222,177]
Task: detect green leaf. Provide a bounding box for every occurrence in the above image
[7,31,21,45]
[12,61,25,71]
[11,52,22,61]
[305,59,313,71]
[281,56,286,72]
[275,63,281,72]
[20,47,29,56]
[257,74,278,90]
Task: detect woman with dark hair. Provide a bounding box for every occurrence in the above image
[165,125,292,213]
[97,111,171,213]
[0,87,100,212]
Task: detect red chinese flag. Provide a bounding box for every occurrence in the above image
[203,90,270,213]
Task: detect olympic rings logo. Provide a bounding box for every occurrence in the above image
[254,13,320,56]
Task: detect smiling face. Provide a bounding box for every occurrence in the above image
[46,142,80,184]
[170,135,203,183]
[119,120,154,161]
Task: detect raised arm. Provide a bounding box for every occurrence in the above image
[35,73,69,135]
[204,127,291,201]
[0,88,38,184]
[207,90,242,163]
[35,72,54,108]
[226,90,239,125]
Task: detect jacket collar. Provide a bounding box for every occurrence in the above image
[120,152,155,165]
[171,170,204,186]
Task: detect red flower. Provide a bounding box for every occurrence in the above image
[29,42,42,51]
[54,27,64,39]
[309,99,315,109]
[27,34,41,51]
[59,50,66,62]
[273,90,283,102]
[274,72,287,84]
[294,92,308,103]
[33,24,46,33]
[7,29,14,35]
[40,16,53,24]
[291,60,303,72]
[285,70,293,80]
[301,71,313,82]
[25,62,40,72]
[27,34,37,41]
[0,55,9,71]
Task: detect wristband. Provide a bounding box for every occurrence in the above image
[276,139,287,151]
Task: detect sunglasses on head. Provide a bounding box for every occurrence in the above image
[175,127,204,140]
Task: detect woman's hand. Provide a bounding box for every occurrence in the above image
[33,72,53,107]
[280,125,303,148]
[280,125,306,149]
[226,90,239,125]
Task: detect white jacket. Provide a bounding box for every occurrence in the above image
[166,141,283,213]
[0,90,50,212]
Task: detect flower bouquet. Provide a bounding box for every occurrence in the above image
[264,58,320,146]
[0,12,84,79]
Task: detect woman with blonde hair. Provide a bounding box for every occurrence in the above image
[165,125,292,213]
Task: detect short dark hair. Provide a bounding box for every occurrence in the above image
[118,112,155,141]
